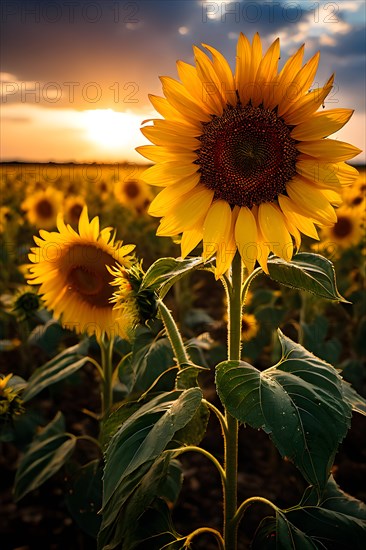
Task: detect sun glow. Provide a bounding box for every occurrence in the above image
[82,108,143,150]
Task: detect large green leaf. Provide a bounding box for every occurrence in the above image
[216,331,352,491]
[267,253,348,302]
[102,389,202,528]
[252,514,320,549]
[140,257,207,298]
[22,340,90,402]
[14,412,76,501]
[65,459,103,538]
[342,380,366,416]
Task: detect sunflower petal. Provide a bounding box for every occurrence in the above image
[181,225,203,258]
[291,109,354,140]
[157,186,214,235]
[234,206,258,274]
[160,76,212,122]
[258,203,293,262]
[202,43,236,106]
[278,194,319,240]
[148,174,201,216]
[193,46,225,114]
[287,177,337,225]
[296,139,362,162]
[141,161,199,186]
[202,200,232,261]
[284,74,335,125]
[252,38,280,108]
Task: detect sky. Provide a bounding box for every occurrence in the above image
[1,0,365,164]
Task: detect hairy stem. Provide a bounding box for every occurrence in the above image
[185,527,225,550]
[157,299,190,368]
[99,334,114,418]
[223,252,243,550]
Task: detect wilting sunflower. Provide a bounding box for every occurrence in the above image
[27,207,135,338]
[138,32,361,277]
[21,187,63,229]
[114,179,152,212]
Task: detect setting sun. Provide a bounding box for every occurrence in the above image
[82,108,143,151]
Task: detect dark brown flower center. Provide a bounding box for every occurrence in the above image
[333,216,353,238]
[69,203,83,222]
[63,244,116,307]
[35,199,54,218]
[197,105,298,208]
[124,180,140,198]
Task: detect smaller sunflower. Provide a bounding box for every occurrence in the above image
[314,204,365,256]
[21,188,63,229]
[27,207,136,338]
[64,195,86,226]
[0,374,24,421]
[114,179,152,212]
[241,313,259,342]
[109,262,158,326]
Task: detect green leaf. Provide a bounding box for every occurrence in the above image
[286,507,366,549]
[65,459,102,538]
[102,389,202,528]
[267,252,348,302]
[99,401,142,450]
[174,402,210,446]
[98,455,182,550]
[22,340,90,402]
[252,514,321,549]
[140,257,207,298]
[14,412,76,501]
[128,335,176,394]
[342,381,366,416]
[216,331,352,492]
[302,475,366,520]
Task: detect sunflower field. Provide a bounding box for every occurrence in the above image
[1,31,366,550]
[1,160,365,549]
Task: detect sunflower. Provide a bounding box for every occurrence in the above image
[314,204,365,254]
[21,187,63,229]
[27,207,136,338]
[114,178,152,212]
[64,195,86,226]
[137,32,361,278]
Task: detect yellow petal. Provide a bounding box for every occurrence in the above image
[286,177,337,225]
[148,94,196,126]
[291,109,354,140]
[278,194,319,240]
[297,139,362,162]
[181,225,203,258]
[235,32,251,102]
[177,60,210,108]
[157,186,214,235]
[141,161,199,186]
[297,159,359,188]
[136,145,198,163]
[202,200,232,260]
[252,38,280,108]
[215,206,240,278]
[258,203,293,262]
[284,74,334,125]
[160,76,212,122]
[278,52,320,116]
[148,174,201,216]
[234,206,258,274]
[141,125,200,149]
[243,32,262,105]
[152,119,202,137]
[317,187,343,207]
[193,46,225,115]
[202,43,236,106]
[267,44,304,110]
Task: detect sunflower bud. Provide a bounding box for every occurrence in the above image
[0,374,25,422]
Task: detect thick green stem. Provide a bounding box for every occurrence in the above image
[99,335,114,418]
[157,299,190,368]
[224,252,243,550]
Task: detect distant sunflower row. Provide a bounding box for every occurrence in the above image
[16,177,152,230]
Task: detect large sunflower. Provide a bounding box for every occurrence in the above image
[27,207,135,338]
[138,33,361,277]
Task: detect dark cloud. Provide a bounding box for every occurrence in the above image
[1,0,364,111]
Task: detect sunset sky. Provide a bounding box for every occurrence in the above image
[1,0,365,164]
